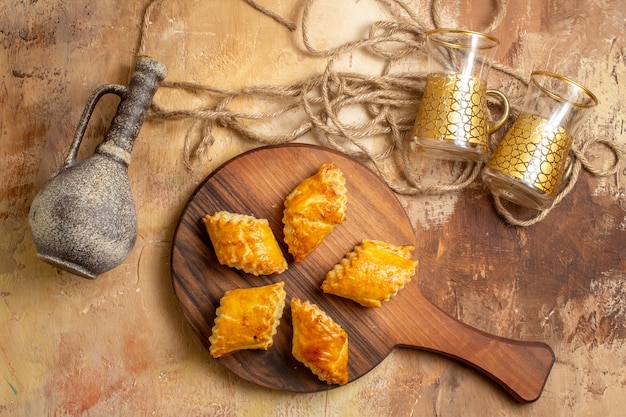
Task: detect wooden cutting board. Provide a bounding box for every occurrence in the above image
[170,144,555,402]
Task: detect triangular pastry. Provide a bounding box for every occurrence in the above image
[290,298,349,385]
[282,162,347,262]
[209,282,287,358]
[202,211,287,276]
[321,239,417,308]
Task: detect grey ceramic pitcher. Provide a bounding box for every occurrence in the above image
[29,56,167,279]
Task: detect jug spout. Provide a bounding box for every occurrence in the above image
[29,56,167,279]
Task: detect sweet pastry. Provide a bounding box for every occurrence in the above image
[321,239,417,308]
[290,298,349,385]
[282,162,347,262]
[209,282,287,358]
[202,211,287,276]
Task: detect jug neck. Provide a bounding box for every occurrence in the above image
[96,140,132,166]
[101,57,167,155]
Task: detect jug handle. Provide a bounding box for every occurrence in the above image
[62,84,127,169]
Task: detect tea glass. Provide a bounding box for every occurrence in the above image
[412,29,510,161]
[481,71,598,210]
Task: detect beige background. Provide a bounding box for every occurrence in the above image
[1,0,625,415]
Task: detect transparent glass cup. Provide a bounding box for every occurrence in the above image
[482,71,598,210]
[412,29,510,162]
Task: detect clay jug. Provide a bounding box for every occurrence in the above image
[29,56,167,279]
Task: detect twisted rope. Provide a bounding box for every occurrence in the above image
[136,0,624,225]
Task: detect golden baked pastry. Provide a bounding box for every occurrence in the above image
[209,282,287,358]
[202,211,287,276]
[321,239,417,308]
[283,162,347,262]
[290,298,349,385]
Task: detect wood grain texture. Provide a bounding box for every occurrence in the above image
[171,144,554,402]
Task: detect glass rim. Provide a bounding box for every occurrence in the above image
[530,71,599,108]
[427,28,500,50]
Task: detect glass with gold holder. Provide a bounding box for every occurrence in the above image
[481,71,599,210]
[412,29,510,162]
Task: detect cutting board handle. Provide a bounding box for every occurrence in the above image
[392,291,555,403]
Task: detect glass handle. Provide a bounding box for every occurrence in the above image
[486,89,510,134]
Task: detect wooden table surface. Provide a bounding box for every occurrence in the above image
[1,0,624,415]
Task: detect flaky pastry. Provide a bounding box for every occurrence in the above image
[202,211,287,276]
[209,282,287,358]
[321,239,417,308]
[282,162,347,262]
[290,298,349,385]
